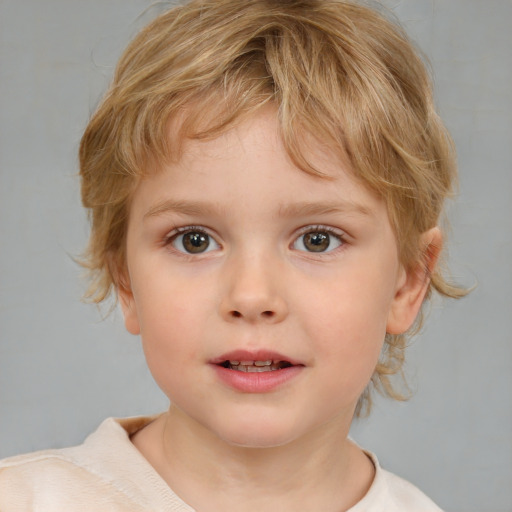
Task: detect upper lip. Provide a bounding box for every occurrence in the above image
[210,349,303,366]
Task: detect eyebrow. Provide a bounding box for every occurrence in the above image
[144,199,373,219]
[277,201,374,218]
[144,199,225,219]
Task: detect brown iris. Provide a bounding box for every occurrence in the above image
[303,232,330,252]
[182,231,210,253]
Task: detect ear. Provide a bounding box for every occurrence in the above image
[386,227,442,335]
[109,255,141,336]
[118,283,141,335]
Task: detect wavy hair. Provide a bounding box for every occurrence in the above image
[79,0,467,415]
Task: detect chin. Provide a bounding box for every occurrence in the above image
[212,416,306,449]
[221,431,297,449]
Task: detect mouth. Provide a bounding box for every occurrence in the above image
[211,351,303,392]
[218,359,294,372]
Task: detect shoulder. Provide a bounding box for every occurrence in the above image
[0,416,191,511]
[349,450,443,512]
[0,447,120,509]
[378,468,443,511]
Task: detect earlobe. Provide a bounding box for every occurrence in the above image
[113,265,141,336]
[386,227,442,335]
[107,252,141,336]
[118,285,141,335]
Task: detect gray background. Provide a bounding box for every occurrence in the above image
[0,1,510,511]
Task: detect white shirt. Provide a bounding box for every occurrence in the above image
[0,416,442,511]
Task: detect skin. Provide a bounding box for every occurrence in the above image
[119,109,441,511]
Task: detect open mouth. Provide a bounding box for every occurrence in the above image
[218,360,294,372]
[212,353,303,391]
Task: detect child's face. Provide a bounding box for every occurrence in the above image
[120,109,421,448]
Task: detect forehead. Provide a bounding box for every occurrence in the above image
[164,105,348,184]
[132,108,385,223]
[163,98,351,175]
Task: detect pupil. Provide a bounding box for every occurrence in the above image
[304,232,329,252]
[183,232,209,253]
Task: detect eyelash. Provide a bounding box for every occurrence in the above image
[293,225,347,254]
[163,224,347,256]
[164,225,210,242]
[164,225,218,250]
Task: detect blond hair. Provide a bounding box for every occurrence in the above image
[79,0,467,415]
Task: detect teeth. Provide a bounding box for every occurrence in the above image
[229,360,273,366]
[231,364,281,372]
[254,360,272,366]
[226,360,290,372]
[247,366,273,372]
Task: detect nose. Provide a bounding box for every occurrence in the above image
[219,252,289,324]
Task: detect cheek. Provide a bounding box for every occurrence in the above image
[133,260,206,331]
[305,267,394,342]
[139,310,200,401]
[310,308,385,404]
[131,279,199,375]
[300,266,395,386]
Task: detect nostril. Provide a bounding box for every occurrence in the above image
[230,310,275,318]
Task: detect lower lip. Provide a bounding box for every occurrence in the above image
[211,364,303,393]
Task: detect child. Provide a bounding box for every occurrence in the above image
[0,0,467,510]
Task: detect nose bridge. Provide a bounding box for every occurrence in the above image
[220,243,288,323]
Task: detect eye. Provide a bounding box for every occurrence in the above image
[293,228,344,253]
[169,228,220,254]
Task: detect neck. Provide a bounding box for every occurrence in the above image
[132,405,375,512]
